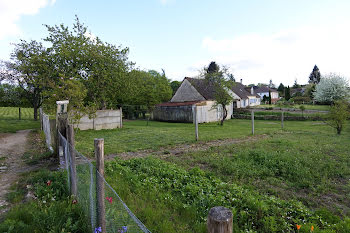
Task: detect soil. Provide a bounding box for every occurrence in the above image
[106,134,268,160]
[0,130,37,216]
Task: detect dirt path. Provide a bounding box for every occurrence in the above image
[106,134,268,160]
[0,130,32,216]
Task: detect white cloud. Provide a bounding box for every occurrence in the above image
[198,23,350,86]
[0,0,56,40]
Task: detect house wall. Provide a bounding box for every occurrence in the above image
[153,101,232,123]
[171,79,206,102]
[153,105,193,122]
[74,109,122,130]
[248,96,260,106]
[271,92,279,99]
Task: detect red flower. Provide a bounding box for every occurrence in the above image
[296,224,301,230]
[46,180,52,186]
[72,199,78,204]
[106,197,113,203]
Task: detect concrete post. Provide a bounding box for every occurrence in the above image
[251,110,255,135]
[67,124,77,196]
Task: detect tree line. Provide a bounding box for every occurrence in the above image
[0,17,174,120]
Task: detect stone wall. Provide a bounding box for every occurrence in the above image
[74,109,122,130]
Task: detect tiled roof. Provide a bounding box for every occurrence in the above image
[185,77,216,100]
[232,82,260,99]
[156,101,200,107]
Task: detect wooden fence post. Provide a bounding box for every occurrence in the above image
[18,107,21,120]
[95,138,106,233]
[207,206,233,233]
[193,105,199,141]
[281,111,284,129]
[67,124,77,196]
[251,110,255,135]
[39,108,43,130]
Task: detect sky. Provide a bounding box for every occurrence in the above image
[1,0,350,86]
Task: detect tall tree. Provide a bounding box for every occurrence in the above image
[314,73,350,104]
[170,80,181,95]
[284,86,291,101]
[204,62,234,126]
[277,83,285,96]
[293,79,300,88]
[268,79,275,88]
[0,41,54,120]
[44,16,133,111]
[309,65,321,84]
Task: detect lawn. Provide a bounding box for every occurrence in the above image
[75,119,285,156]
[0,107,39,133]
[254,104,330,111]
[104,121,350,232]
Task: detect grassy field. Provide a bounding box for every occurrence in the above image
[75,119,286,156]
[104,121,350,232]
[0,107,39,133]
[75,119,341,157]
[255,104,330,111]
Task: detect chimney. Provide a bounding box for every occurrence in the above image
[240,79,242,84]
[251,87,254,95]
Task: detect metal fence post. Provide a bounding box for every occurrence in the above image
[207,206,233,233]
[95,138,106,233]
[68,124,77,196]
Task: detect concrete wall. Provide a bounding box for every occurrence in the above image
[74,109,122,130]
[171,79,206,102]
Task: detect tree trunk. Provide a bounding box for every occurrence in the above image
[33,104,38,121]
[337,126,342,135]
[220,107,227,126]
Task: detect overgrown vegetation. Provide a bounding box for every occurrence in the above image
[0,170,89,233]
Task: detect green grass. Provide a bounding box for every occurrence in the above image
[0,107,39,133]
[255,104,330,111]
[75,119,285,156]
[104,122,350,232]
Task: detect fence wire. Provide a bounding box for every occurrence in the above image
[58,132,151,233]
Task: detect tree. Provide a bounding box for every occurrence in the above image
[284,86,291,101]
[268,89,272,105]
[0,40,54,120]
[128,69,172,124]
[309,65,321,84]
[170,81,181,95]
[0,83,30,107]
[314,73,350,104]
[299,105,305,117]
[269,79,275,88]
[326,100,349,135]
[277,83,284,92]
[44,16,133,111]
[204,62,234,126]
[293,79,300,88]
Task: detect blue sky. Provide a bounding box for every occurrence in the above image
[1,0,350,86]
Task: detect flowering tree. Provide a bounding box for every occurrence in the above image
[314,73,350,104]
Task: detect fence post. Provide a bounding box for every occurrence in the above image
[251,110,255,135]
[95,138,106,233]
[39,108,43,130]
[193,105,198,141]
[207,206,233,233]
[57,114,68,158]
[281,111,284,129]
[67,124,77,196]
[18,107,21,120]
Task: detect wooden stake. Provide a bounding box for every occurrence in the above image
[67,124,77,196]
[251,110,255,135]
[193,105,198,141]
[95,138,106,233]
[18,107,21,120]
[207,206,233,233]
[281,111,284,129]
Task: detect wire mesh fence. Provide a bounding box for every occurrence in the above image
[58,132,150,233]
